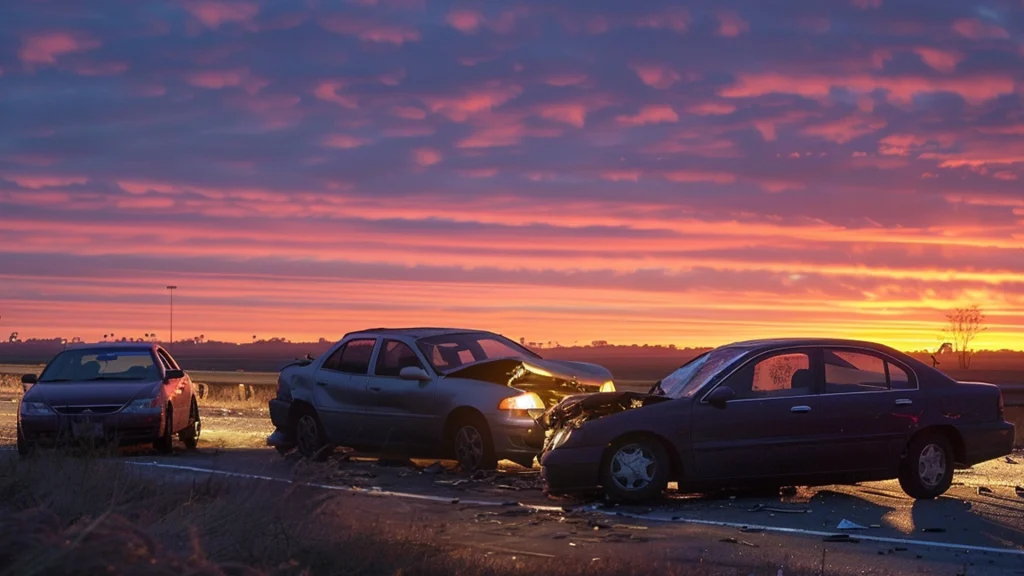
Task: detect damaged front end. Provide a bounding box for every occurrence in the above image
[536,391,671,452]
[446,357,614,409]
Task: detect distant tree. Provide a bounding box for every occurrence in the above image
[9,331,19,343]
[103,334,108,341]
[943,306,986,369]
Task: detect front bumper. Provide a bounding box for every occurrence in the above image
[958,420,1015,466]
[267,399,293,448]
[19,411,164,447]
[539,444,605,493]
[491,416,546,465]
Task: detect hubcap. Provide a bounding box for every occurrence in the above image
[455,425,484,471]
[610,444,657,491]
[297,415,319,455]
[918,443,947,488]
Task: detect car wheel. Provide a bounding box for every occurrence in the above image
[601,437,670,503]
[452,416,498,473]
[294,409,328,461]
[898,432,954,499]
[17,424,32,458]
[178,398,201,450]
[153,406,174,454]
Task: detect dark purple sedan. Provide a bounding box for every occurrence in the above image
[538,338,1015,502]
[17,343,201,455]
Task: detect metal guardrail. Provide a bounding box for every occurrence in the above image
[1002,384,1024,408]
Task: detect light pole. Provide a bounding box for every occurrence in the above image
[166,286,177,346]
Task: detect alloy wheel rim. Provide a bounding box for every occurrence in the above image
[610,444,657,491]
[297,415,319,455]
[191,405,202,439]
[455,426,484,471]
[918,443,947,488]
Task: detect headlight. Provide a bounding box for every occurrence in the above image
[498,392,544,411]
[600,380,616,393]
[20,401,55,416]
[121,398,161,413]
[548,427,573,450]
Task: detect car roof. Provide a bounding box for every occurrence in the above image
[724,338,901,353]
[345,327,494,340]
[63,342,160,351]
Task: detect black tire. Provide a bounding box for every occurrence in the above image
[600,437,670,503]
[178,398,201,450]
[17,423,32,458]
[294,408,328,460]
[451,414,498,473]
[153,406,174,454]
[899,432,954,499]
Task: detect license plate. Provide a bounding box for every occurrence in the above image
[72,422,104,438]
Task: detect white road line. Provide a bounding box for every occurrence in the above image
[124,461,1024,558]
[601,509,1024,557]
[123,461,565,511]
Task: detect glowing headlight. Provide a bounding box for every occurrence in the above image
[498,392,545,411]
[600,380,616,393]
[121,398,161,413]
[548,427,573,450]
[20,401,54,416]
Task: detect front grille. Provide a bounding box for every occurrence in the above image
[53,405,123,415]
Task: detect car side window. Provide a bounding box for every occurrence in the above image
[157,349,179,370]
[374,340,424,377]
[824,350,888,394]
[727,352,814,400]
[323,339,375,375]
[889,363,913,390]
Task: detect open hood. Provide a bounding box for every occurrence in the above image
[536,390,671,431]
[445,357,614,409]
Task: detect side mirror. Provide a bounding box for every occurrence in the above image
[21,374,38,385]
[164,369,185,380]
[706,386,735,408]
[399,366,430,381]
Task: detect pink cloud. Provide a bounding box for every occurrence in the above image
[116,197,176,210]
[802,115,887,143]
[456,115,560,148]
[797,17,831,34]
[72,61,129,76]
[18,32,99,66]
[423,83,523,122]
[4,175,88,189]
[313,81,357,108]
[663,171,736,184]
[185,68,267,94]
[952,18,1009,40]
[688,102,736,116]
[913,47,963,73]
[412,147,442,167]
[631,63,682,89]
[536,103,589,128]
[117,181,177,195]
[183,1,259,29]
[877,133,957,157]
[323,134,367,149]
[392,106,426,120]
[379,69,406,86]
[543,73,588,87]
[321,16,421,45]
[600,171,641,182]
[851,0,882,8]
[458,168,498,178]
[446,9,483,33]
[616,105,678,127]
[993,171,1018,181]
[716,11,750,37]
[721,72,1015,105]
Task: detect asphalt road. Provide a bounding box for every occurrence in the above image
[2,393,1022,575]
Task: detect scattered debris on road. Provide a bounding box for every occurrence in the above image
[837,519,867,530]
[823,534,860,544]
[977,486,993,495]
[749,504,810,514]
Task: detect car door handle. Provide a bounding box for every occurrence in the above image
[368,386,382,392]
[791,405,811,413]
[895,399,913,406]
[316,381,328,387]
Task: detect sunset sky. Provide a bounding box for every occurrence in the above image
[1,0,1023,351]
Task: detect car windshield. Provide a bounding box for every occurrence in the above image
[39,349,160,383]
[416,332,541,373]
[655,346,748,398]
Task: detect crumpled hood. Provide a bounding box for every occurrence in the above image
[537,390,671,430]
[24,381,161,408]
[511,358,613,387]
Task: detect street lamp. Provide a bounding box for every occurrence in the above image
[166,286,177,346]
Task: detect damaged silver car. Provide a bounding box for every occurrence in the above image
[267,328,614,471]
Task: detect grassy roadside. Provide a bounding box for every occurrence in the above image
[0,454,805,576]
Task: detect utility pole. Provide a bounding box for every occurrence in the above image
[166,286,177,346]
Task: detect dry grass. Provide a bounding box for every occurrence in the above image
[0,373,22,396]
[0,454,808,576]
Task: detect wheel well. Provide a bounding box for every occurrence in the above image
[288,399,316,426]
[443,406,487,456]
[601,431,684,482]
[911,425,966,465]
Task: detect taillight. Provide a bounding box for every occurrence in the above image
[997,392,1005,421]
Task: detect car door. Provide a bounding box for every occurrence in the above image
[690,348,828,481]
[311,338,378,446]
[156,348,188,430]
[362,339,441,452]
[812,347,923,474]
